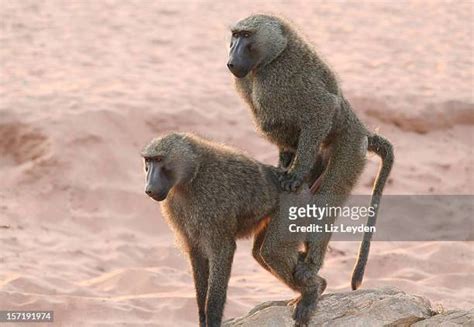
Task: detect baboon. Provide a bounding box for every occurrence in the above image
[227,14,394,325]
[142,132,283,327]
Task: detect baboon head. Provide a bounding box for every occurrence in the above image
[141,133,198,202]
[227,14,288,78]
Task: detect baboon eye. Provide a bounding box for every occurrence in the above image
[155,156,162,162]
[243,32,251,38]
[232,32,239,38]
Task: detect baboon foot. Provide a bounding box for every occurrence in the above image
[278,171,303,192]
[292,276,327,326]
[292,289,318,327]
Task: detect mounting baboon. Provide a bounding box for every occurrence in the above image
[142,132,313,327]
[227,14,394,325]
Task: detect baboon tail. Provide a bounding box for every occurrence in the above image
[351,134,394,290]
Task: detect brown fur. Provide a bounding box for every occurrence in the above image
[229,14,394,326]
[142,132,281,327]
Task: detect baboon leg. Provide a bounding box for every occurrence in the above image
[294,236,330,287]
[206,240,236,327]
[189,248,209,327]
[252,223,271,273]
[296,132,367,284]
[291,134,366,326]
[259,214,302,292]
[317,134,367,197]
[291,237,329,327]
[255,221,321,324]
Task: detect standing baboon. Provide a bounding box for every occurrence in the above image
[142,132,282,327]
[227,14,394,325]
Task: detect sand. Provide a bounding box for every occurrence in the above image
[0,1,473,326]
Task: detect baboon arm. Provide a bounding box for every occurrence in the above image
[189,249,209,326]
[206,241,236,327]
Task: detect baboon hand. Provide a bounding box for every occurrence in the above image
[278,171,304,192]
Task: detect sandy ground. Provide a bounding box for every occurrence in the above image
[1,1,473,326]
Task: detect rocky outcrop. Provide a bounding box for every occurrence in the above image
[224,288,473,327]
[412,310,474,326]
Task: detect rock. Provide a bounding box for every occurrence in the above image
[412,310,474,326]
[224,288,472,327]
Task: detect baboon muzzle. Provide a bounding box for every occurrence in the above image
[227,38,254,78]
